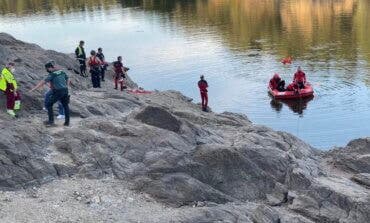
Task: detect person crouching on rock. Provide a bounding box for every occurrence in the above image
[30,61,70,127]
[113,56,129,91]
[198,75,209,112]
[269,73,285,92]
[0,62,21,118]
[88,50,102,88]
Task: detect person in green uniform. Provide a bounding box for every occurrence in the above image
[30,61,70,127]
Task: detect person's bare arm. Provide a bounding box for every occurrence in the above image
[29,80,46,92]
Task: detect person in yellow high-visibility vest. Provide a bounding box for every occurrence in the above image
[0,63,21,117]
[75,40,87,77]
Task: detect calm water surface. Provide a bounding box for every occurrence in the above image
[1,0,370,149]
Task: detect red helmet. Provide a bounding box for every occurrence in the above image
[273,73,281,80]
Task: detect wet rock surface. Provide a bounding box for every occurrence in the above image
[0,33,369,222]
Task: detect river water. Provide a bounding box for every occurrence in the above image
[0,0,369,149]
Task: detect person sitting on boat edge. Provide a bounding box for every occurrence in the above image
[269,73,285,92]
[293,66,306,89]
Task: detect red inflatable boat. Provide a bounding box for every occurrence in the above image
[269,84,314,99]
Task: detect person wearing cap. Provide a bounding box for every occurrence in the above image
[30,61,70,127]
[198,75,209,112]
[96,48,107,82]
[75,40,87,77]
[0,62,21,117]
[88,50,102,88]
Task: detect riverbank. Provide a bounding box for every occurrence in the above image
[0,33,369,222]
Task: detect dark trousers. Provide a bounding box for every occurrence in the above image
[45,90,64,115]
[200,92,208,109]
[90,68,101,88]
[47,88,70,125]
[114,76,125,91]
[101,67,106,81]
[297,81,305,89]
[5,84,20,109]
[78,59,86,77]
[277,80,285,92]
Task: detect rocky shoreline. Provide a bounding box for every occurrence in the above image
[0,33,369,222]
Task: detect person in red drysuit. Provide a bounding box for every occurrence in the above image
[113,56,129,91]
[281,56,292,65]
[293,66,306,89]
[88,50,102,88]
[286,82,299,92]
[198,75,208,112]
[269,73,285,92]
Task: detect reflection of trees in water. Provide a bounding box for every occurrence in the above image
[0,0,369,63]
[0,0,120,15]
[135,0,368,64]
[355,0,370,62]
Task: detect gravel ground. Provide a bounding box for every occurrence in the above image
[0,177,179,223]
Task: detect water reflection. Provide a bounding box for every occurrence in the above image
[1,0,368,63]
[270,96,314,116]
[0,0,118,15]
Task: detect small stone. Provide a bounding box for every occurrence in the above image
[196,201,206,207]
[90,196,101,204]
[205,202,218,207]
[351,173,370,187]
[31,193,38,198]
[287,191,298,204]
[3,198,12,202]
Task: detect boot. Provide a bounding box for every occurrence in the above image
[14,100,21,110]
[7,110,16,118]
[43,120,56,127]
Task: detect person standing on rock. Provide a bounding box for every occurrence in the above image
[75,40,87,77]
[198,75,208,112]
[88,50,102,88]
[96,47,107,82]
[30,61,70,127]
[113,56,129,91]
[0,62,21,118]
